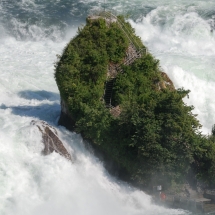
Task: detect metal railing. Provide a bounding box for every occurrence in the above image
[88,9,147,53]
[89,9,149,112]
[100,11,142,51]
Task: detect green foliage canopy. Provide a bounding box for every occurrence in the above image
[55,16,215,188]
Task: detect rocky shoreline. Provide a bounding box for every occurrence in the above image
[154,194,215,214]
[151,185,215,214]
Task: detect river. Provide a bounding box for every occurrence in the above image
[0,0,214,214]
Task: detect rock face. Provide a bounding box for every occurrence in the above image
[58,99,76,131]
[31,120,72,161]
[55,12,214,195]
[158,72,174,90]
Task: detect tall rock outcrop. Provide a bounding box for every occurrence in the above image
[54,12,212,190]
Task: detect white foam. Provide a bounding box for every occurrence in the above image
[1,1,214,214]
[131,4,215,134]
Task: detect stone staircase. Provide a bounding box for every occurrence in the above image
[103,43,144,115]
[104,78,115,106]
[94,11,148,115]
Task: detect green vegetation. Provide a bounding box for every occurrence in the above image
[55,16,215,189]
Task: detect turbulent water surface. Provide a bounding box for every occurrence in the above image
[0,0,215,214]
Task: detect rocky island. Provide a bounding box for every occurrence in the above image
[54,11,215,213]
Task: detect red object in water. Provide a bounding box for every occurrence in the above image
[160,192,166,201]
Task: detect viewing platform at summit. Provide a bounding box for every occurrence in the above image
[88,14,117,24]
[88,10,117,23]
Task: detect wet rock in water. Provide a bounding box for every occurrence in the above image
[31,120,72,161]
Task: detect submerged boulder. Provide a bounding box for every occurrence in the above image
[31,120,72,161]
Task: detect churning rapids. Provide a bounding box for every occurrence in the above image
[0,0,215,214]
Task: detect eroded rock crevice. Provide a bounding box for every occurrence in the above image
[32,120,73,161]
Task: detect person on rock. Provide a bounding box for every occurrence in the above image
[160,192,166,201]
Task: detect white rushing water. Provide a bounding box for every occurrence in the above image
[0,0,215,214]
[130,2,215,134]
